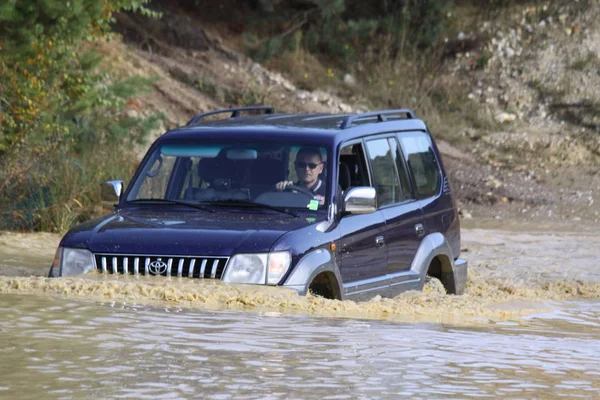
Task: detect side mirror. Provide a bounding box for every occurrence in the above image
[343,187,376,214]
[101,180,123,205]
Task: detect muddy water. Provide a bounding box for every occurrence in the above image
[1,228,600,398]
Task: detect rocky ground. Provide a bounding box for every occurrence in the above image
[102,0,599,225]
[447,1,600,223]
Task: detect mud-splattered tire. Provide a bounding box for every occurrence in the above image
[424,276,446,294]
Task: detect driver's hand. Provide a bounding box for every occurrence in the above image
[275,181,294,191]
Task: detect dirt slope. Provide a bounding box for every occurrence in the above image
[102,1,600,224]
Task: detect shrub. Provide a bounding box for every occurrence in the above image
[246,0,452,65]
[0,0,161,231]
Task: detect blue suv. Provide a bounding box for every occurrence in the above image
[49,107,467,300]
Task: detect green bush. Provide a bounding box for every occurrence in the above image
[246,0,452,65]
[0,0,161,231]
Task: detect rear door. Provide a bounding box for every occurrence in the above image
[397,131,452,247]
[364,136,424,277]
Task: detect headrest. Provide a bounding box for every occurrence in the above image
[339,162,351,191]
[198,158,219,181]
[198,156,238,180]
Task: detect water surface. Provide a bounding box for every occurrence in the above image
[1,228,599,398]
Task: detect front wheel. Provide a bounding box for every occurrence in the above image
[308,272,340,300]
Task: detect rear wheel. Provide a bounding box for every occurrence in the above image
[426,256,457,294]
[423,275,446,294]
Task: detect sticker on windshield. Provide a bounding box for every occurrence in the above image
[307,199,319,210]
[313,194,325,205]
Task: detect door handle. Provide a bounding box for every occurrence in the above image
[375,236,385,248]
[415,224,425,237]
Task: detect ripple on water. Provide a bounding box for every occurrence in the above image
[2,229,600,397]
[0,294,598,399]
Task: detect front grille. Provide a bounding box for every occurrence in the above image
[94,254,229,279]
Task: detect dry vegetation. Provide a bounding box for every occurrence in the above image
[3,0,598,231]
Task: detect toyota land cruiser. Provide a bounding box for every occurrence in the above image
[48,107,468,300]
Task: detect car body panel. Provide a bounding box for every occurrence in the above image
[342,232,467,301]
[338,211,388,283]
[282,248,342,298]
[380,201,424,273]
[61,208,324,256]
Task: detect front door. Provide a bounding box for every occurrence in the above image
[338,212,388,284]
[337,141,388,298]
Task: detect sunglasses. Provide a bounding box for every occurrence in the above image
[295,161,322,169]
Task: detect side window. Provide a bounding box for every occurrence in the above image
[398,132,441,199]
[137,155,177,199]
[388,137,412,202]
[339,143,369,193]
[365,138,401,207]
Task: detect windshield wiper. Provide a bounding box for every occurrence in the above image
[127,198,215,213]
[204,199,298,218]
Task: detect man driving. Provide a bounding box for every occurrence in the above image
[275,147,326,202]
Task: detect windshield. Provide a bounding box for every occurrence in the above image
[126,141,330,210]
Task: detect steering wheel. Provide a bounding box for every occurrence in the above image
[283,184,315,198]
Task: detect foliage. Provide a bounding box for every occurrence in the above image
[0,0,161,231]
[247,0,452,65]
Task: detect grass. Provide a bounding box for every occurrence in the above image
[264,49,331,92]
[571,52,598,71]
[263,45,497,146]
[0,141,140,232]
[195,74,268,110]
[529,78,567,100]
[351,50,501,145]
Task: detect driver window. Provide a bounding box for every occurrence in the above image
[339,143,369,194]
[137,155,176,199]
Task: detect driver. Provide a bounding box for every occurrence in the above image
[275,147,326,203]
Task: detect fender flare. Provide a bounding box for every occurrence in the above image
[282,249,343,299]
[410,232,467,295]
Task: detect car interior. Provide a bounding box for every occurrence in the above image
[338,144,370,196]
[169,146,328,208]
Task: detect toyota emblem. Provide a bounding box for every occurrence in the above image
[148,259,168,275]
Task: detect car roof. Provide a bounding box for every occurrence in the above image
[159,108,429,148]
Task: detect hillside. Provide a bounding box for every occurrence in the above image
[105,0,600,225]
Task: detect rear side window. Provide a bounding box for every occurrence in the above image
[398,132,441,199]
[365,138,402,206]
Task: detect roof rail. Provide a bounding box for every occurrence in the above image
[186,106,275,126]
[340,109,416,129]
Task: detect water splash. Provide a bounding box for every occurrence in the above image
[2,267,598,324]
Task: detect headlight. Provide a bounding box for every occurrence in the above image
[49,247,63,277]
[222,254,267,284]
[57,247,95,277]
[223,251,291,285]
[266,251,291,285]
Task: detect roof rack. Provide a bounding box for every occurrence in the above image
[186,106,275,126]
[340,109,416,129]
